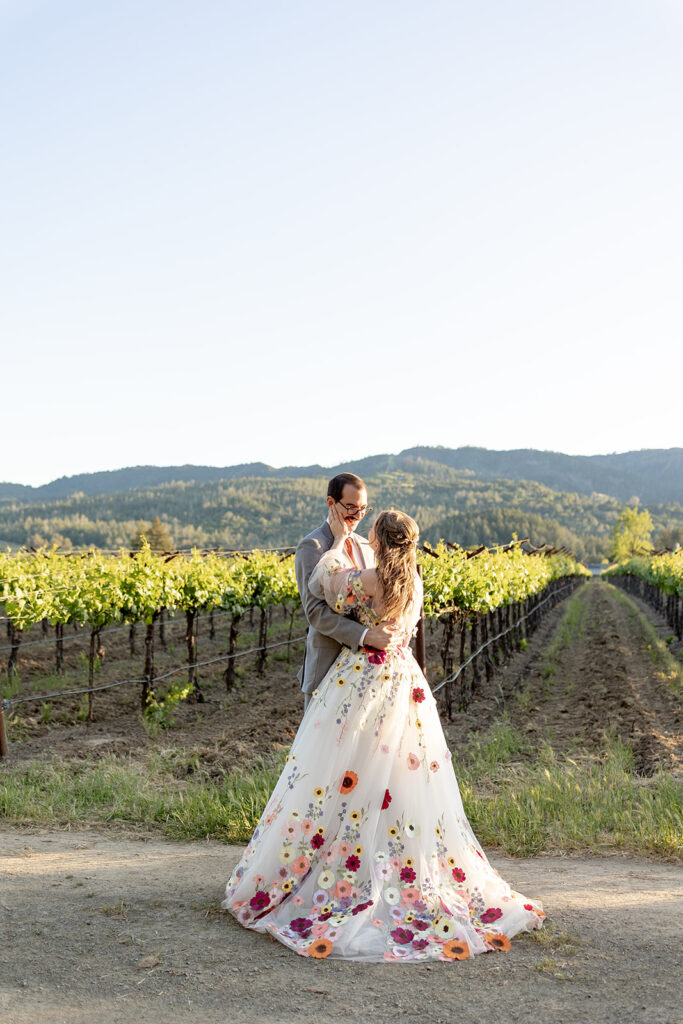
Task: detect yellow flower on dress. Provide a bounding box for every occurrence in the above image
[354,845,363,856]
[350,810,361,822]
[337,677,346,687]
[281,880,293,892]
[353,662,363,673]
[313,787,324,799]
[388,826,398,837]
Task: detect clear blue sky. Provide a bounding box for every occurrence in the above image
[2,0,682,486]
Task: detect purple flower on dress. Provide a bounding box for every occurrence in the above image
[481,907,503,924]
[412,938,429,950]
[413,919,430,931]
[249,891,270,911]
[390,927,415,945]
[290,917,313,932]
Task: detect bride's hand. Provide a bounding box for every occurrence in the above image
[329,504,351,540]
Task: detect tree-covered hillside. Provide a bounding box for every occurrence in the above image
[1,463,682,560]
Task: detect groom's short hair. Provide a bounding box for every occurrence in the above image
[327,473,366,502]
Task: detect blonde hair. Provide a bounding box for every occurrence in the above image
[373,509,420,621]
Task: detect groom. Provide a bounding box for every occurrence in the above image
[295,472,398,712]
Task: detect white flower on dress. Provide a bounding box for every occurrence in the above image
[383,886,400,906]
[434,917,456,938]
[317,869,335,889]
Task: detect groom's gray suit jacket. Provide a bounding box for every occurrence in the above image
[295,521,373,695]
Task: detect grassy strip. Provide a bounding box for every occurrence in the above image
[1,720,680,859]
[606,582,683,701]
[454,720,681,860]
[537,583,589,693]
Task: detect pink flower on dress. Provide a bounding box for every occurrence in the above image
[300,819,315,835]
[312,922,329,938]
[401,887,420,904]
[334,879,353,899]
[407,752,420,770]
[338,841,352,857]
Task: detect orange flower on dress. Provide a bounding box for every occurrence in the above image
[292,855,311,876]
[308,939,333,958]
[340,770,359,794]
[484,932,511,951]
[442,939,470,960]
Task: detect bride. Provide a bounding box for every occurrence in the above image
[221,506,545,962]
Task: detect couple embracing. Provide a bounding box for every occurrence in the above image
[221,472,545,963]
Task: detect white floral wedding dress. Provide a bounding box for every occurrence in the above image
[221,550,545,962]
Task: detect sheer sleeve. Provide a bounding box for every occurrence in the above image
[308,549,365,616]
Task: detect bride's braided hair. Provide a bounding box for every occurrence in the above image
[373,509,420,622]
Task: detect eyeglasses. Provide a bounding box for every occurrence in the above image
[337,502,373,517]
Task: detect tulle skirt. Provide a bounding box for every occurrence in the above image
[221,643,545,962]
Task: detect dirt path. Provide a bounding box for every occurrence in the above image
[442,580,682,775]
[1,826,681,1024]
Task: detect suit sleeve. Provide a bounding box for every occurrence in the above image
[295,538,366,651]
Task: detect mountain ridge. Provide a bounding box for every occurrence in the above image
[1,446,681,506]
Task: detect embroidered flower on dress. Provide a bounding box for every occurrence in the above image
[381,788,392,809]
[340,770,358,794]
[412,687,426,703]
[481,907,503,924]
[442,938,470,960]
[308,938,333,958]
[249,891,270,911]
[407,752,420,770]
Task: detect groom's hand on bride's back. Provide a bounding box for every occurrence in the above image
[364,624,401,652]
